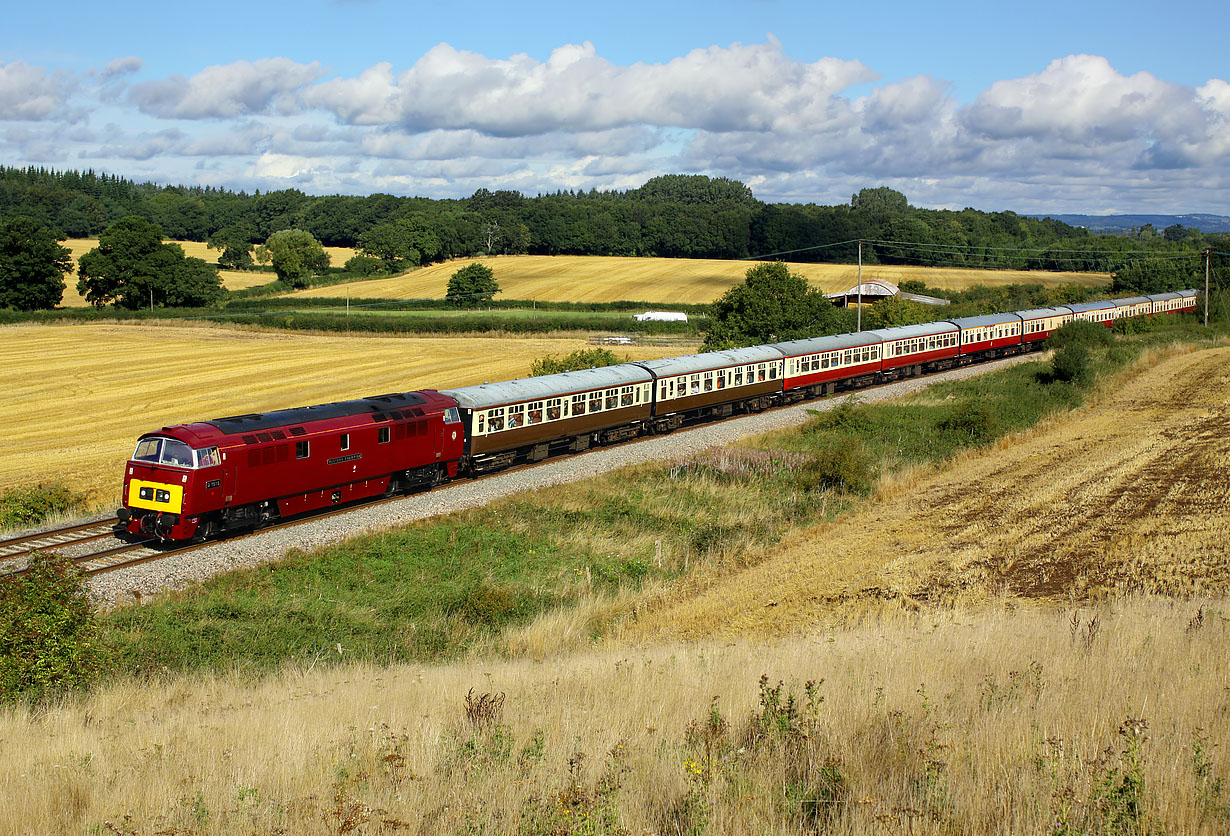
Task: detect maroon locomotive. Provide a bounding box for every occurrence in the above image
[120,390,463,540]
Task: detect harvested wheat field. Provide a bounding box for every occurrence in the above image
[285,254,1109,304]
[0,323,674,504]
[58,239,358,305]
[627,345,1230,641]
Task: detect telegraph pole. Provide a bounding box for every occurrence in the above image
[1205,248,1212,328]
[857,239,863,332]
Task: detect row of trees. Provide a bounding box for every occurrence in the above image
[6,166,1223,276]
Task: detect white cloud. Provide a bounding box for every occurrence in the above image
[128,58,326,119]
[99,57,143,80]
[0,62,75,120]
[303,39,876,136]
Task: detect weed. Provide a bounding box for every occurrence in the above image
[464,689,506,734]
[520,745,630,836]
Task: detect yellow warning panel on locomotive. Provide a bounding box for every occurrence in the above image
[127,479,184,513]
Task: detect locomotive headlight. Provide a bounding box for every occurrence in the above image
[139,487,154,501]
[156,489,171,503]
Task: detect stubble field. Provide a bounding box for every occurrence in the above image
[59,239,359,305]
[284,254,1111,304]
[625,344,1230,640]
[0,323,674,504]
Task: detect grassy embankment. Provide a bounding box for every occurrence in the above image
[99,316,1225,676]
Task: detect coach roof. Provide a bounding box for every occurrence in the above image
[440,364,653,409]
[947,312,1023,329]
[632,345,784,377]
[865,321,959,342]
[767,330,882,357]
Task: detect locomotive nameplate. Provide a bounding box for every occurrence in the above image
[327,453,363,466]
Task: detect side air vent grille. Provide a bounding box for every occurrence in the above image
[289,427,307,437]
[242,435,258,445]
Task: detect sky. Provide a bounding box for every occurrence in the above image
[2,0,1228,215]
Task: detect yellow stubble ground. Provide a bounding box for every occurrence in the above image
[625,344,1230,642]
[0,322,674,504]
[284,254,1110,304]
[59,240,358,305]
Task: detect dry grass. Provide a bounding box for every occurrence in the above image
[3,596,1226,834]
[623,345,1230,641]
[58,239,358,305]
[0,323,674,504]
[284,255,1110,304]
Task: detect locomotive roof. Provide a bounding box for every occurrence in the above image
[204,391,428,434]
[632,345,783,376]
[766,330,881,356]
[865,321,959,341]
[440,364,653,409]
[1015,306,1071,319]
[946,312,1022,328]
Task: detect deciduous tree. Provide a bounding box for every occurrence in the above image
[265,229,330,289]
[77,216,223,309]
[446,263,499,306]
[0,216,72,310]
[703,261,847,349]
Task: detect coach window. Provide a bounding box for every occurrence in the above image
[547,399,561,421]
[296,440,310,459]
[340,433,350,451]
[507,406,523,429]
[527,402,543,425]
[488,407,504,431]
[703,372,714,392]
[572,394,587,416]
[378,427,390,444]
[716,370,726,389]
[605,389,619,410]
[590,391,603,412]
[621,386,635,407]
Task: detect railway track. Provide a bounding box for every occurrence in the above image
[0,520,197,577]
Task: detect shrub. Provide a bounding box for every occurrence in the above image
[1052,342,1092,383]
[531,348,623,376]
[0,484,85,530]
[796,440,875,494]
[1047,319,1113,350]
[0,552,108,702]
[937,400,1001,445]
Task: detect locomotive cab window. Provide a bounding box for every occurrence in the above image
[296,440,310,459]
[195,447,221,468]
[443,407,460,424]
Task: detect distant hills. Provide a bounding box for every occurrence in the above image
[1031,213,1230,234]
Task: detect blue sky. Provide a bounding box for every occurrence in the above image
[2,0,1228,213]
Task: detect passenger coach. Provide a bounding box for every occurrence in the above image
[440,364,655,473]
[869,321,960,379]
[770,331,883,401]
